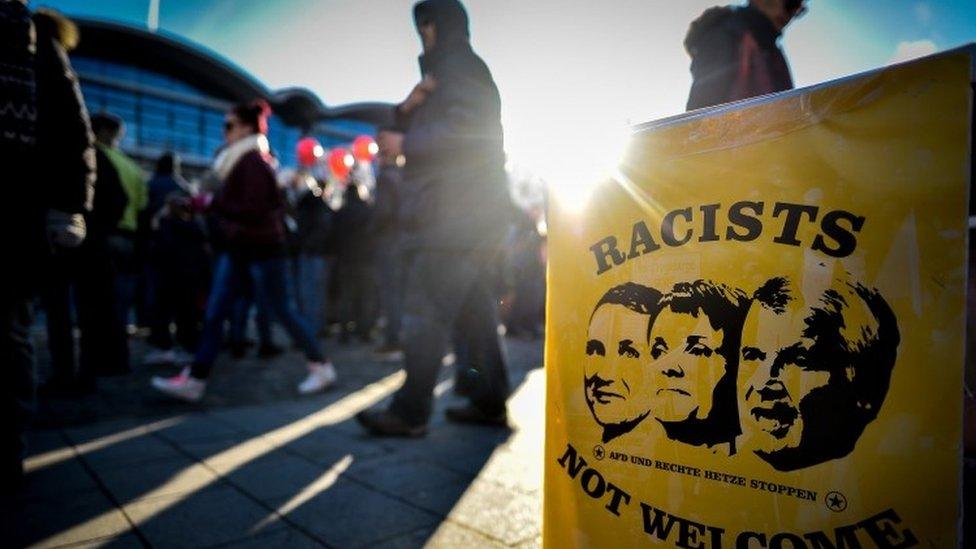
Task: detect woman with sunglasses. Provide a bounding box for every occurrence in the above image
[151,100,336,401]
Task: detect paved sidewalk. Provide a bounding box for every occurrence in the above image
[3,336,545,548]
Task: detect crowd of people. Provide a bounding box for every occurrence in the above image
[2,0,810,488]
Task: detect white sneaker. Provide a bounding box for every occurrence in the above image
[173,349,196,364]
[144,348,177,365]
[151,367,206,402]
[297,362,337,395]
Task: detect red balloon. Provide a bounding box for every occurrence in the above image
[296,137,323,167]
[352,135,378,162]
[328,147,353,180]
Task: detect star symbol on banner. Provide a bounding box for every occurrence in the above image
[593,445,605,461]
[825,491,848,512]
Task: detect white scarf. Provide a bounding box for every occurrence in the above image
[212,134,270,182]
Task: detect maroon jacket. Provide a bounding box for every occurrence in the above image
[210,150,286,259]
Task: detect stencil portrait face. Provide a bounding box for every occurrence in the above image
[735,276,898,471]
[647,308,727,423]
[584,304,653,435]
[737,305,831,458]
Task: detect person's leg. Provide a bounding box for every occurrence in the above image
[251,257,324,362]
[40,250,76,385]
[452,324,476,396]
[108,235,137,332]
[1,296,35,487]
[254,304,274,349]
[147,268,176,352]
[174,276,201,353]
[355,262,377,340]
[296,254,325,337]
[229,295,249,345]
[77,241,129,379]
[455,261,511,416]
[387,251,479,426]
[335,259,353,340]
[385,246,405,347]
[189,254,242,379]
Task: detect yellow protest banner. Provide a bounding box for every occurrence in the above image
[544,49,972,547]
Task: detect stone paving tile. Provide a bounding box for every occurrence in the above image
[207,405,309,435]
[475,447,543,496]
[210,526,325,548]
[281,427,390,467]
[443,479,542,546]
[514,534,543,548]
[20,457,101,500]
[81,435,183,472]
[93,455,220,504]
[269,477,439,548]
[223,451,330,503]
[399,434,511,478]
[397,479,471,517]
[370,521,506,549]
[0,489,131,549]
[122,485,279,548]
[175,436,277,470]
[344,456,471,500]
[155,415,248,444]
[70,532,145,548]
[24,430,70,458]
[61,418,147,446]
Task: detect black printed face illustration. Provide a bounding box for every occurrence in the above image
[647,308,727,423]
[646,281,747,450]
[738,305,828,457]
[737,277,899,471]
[584,303,653,441]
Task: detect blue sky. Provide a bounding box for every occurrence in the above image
[34,0,976,177]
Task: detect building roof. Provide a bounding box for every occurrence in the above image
[72,17,394,130]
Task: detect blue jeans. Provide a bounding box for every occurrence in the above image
[293,254,330,337]
[191,254,325,379]
[229,294,272,347]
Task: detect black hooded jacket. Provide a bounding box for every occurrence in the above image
[396,0,512,251]
[684,5,794,111]
[2,4,96,295]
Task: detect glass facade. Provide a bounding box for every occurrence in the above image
[72,56,375,172]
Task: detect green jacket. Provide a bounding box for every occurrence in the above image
[98,143,146,232]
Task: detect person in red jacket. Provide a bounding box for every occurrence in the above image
[684,0,807,111]
[151,100,335,401]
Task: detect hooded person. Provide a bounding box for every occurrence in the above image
[356,0,515,436]
[1,1,95,488]
[684,0,806,111]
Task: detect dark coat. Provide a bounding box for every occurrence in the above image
[397,0,513,251]
[33,10,95,216]
[291,189,335,257]
[150,214,210,286]
[370,164,401,240]
[2,5,95,295]
[335,185,373,264]
[210,149,286,259]
[147,173,189,220]
[684,5,794,111]
[90,147,128,238]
